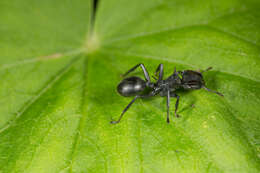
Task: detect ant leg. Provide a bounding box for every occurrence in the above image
[111,91,158,124]
[152,76,158,81]
[166,90,170,123]
[203,86,224,97]
[154,64,164,83]
[170,93,180,118]
[121,63,151,82]
[176,68,184,76]
[200,67,213,73]
[175,95,180,118]
[111,96,139,124]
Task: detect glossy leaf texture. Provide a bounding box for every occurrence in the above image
[0,0,260,172]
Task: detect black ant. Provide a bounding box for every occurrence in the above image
[111,64,223,124]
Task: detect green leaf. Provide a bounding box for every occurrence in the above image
[0,0,260,172]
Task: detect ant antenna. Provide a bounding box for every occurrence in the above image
[203,86,224,97]
[200,67,213,73]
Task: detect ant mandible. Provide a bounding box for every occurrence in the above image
[111,63,223,124]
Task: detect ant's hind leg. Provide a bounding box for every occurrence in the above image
[121,64,151,82]
[111,96,139,124]
[111,91,157,124]
[170,93,180,118]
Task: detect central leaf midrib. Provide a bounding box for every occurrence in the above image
[67,57,89,172]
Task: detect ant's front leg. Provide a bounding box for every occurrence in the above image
[121,63,151,82]
[203,86,224,97]
[170,93,180,118]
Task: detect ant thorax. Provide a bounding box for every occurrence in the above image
[164,73,182,90]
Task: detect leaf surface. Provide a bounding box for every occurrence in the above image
[0,0,260,172]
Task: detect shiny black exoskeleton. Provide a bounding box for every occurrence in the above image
[111,64,223,124]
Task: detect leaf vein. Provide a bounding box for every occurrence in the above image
[0,56,81,134]
[101,49,260,83]
[0,49,84,71]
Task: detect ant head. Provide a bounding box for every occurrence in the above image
[181,70,205,90]
[117,76,146,97]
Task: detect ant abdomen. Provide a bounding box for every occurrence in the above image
[117,76,146,97]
